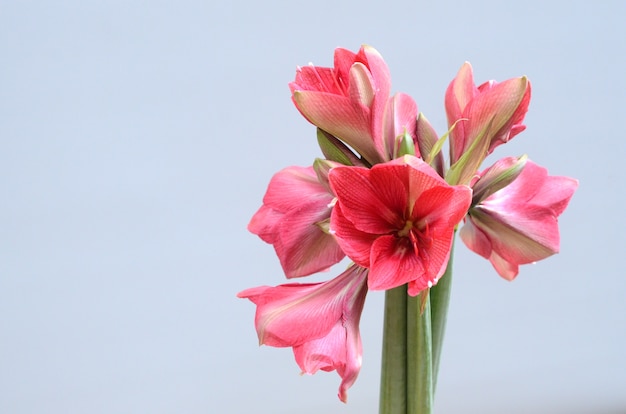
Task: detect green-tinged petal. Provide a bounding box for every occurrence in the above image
[446,117,494,185]
[313,157,343,194]
[393,130,416,158]
[349,62,376,107]
[316,129,365,167]
[294,91,383,164]
[471,155,528,205]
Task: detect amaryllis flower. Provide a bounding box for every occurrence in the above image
[237,265,369,403]
[248,165,344,278]
[328,155,472,295]
[460,159,578,280]
[445,62,531,180]
[289,45,417,165]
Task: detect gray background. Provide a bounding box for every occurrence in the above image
[1,1,624,413]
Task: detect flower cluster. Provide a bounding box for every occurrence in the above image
[238,45,577,402]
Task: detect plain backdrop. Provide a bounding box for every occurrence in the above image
[1,1,625,413]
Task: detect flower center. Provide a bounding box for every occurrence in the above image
[397,220,414,238]
[396,220,433,258]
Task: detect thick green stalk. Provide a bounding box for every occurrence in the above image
[379,285,407,414]
[429,236,456,392]
[407,291,433,414]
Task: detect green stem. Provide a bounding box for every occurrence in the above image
[429,235,456,392]
[379,285,407,414]
[407,291,433,414]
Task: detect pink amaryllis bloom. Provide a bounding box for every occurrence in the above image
[237,265,369,403]
[328,155,472,295]
[459,159,578,280]
[248,165,345,278]
[289,45,418,164]
[445,62,531,166]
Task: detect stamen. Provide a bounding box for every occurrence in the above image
[397,220,413,237]
[409,229,420,257]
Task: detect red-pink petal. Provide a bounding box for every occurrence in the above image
[330,202,378,267]
[329,165,404,234]
[411,185,472,229]
[368,235,424,290]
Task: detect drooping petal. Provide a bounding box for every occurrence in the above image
[293,267,367,403]
[238,265,369,403]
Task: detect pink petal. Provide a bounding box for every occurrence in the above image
[459,216,493,259]
[261,166,331,210]
[349,62,376,107]
[384,93,419,159]
[293,266,367,403]
[290,66,343,95]
[274,200,345,278]
[488,249,520,280]
[356,45,391,100]
[289,45,394,165]
[238,265,368,403]
[461,160,578,279]
[445,62,477,163]
[504,162,578,215]
[249,166,344,278]
[415,113,444,177]
[334,47,358,80]
[248,204,282,244]
[292,91,383,163]
[462,77,529,156]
